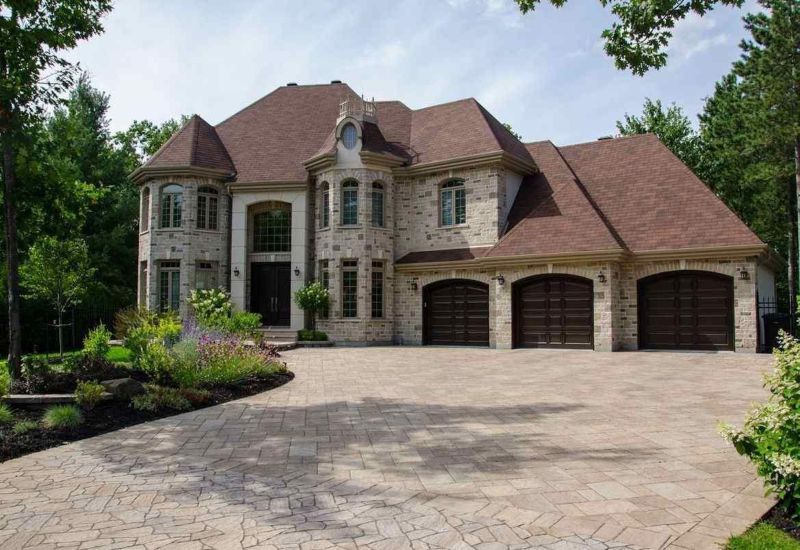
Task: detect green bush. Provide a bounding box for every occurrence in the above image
[13,420,38,435]
[188,288,231,322]
[0,403,14,425]
[721,332,800,518]
[137,341,176,384]
[124,311,182,362]
[42,405,83,430]
[225,311,262,335]
[294,282,330,330]
[0,366,8,396]
[132,384,192,412]
[83,323,112,359]
[74,381,105,410]
[297,329,328,342]
[171,337,282,389]
[114,307,154,339]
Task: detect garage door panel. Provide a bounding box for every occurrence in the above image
[424,280,489,346]
[639,271,733,351]
[514,276,593,349]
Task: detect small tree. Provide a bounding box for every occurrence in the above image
[21,236,95,358]
[293,282,330,331]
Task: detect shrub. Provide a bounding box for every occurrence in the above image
[0,366,8,396]
[83,323,111,359]
[74,381,105,410]
[13,420,38,435]
[67,353,121,382]
[137,341,176,384]
[294,282,330,330]
[42,405,83,430]
[114,307,154,339]
[171,335,282,388]
[225,311,262,335]
[132,384,192,412]
[721,332,800,518]
[0,403,14,425]
[124,311,182,362]
[188,288,230,323]
[298,329,328,342]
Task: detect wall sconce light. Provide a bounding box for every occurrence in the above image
[492,274,505,286]
[410,280,418,291]
[294,266,301,277]
[739,268,750,281]
[597,271,607,284]
[233,267,240,278]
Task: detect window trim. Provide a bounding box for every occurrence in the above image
[371,260,384,319]
[371,182,384,228]
[197,186,219,231]
[160,184,183,229]
[195,260,218,290]
[440,179,466,227]
[341,180,359,226]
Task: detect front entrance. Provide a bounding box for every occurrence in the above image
[250,262,291,327]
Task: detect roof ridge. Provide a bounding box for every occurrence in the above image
[558,132,656,150]
[473,99,532,162]
[144,115,195,166]
[411,96,476,113]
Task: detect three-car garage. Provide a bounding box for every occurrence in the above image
[421,270,736,351]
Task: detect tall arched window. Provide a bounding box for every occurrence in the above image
[371,182,384,227]
[197,186,219,230]
[253,203,291,252]
[341,180,359,225]
[140,187,150,232]
[160,184,183,228]
[440,179,466,226]
[320,182,330,228]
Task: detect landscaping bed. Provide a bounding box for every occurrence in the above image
[0,370,292,462]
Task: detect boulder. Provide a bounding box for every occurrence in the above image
[100,378,145,401]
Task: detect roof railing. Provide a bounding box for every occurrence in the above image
[338,95,377,123]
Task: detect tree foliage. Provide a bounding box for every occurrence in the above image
[513,0,744,75]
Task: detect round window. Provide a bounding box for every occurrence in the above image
[341,123,358,150]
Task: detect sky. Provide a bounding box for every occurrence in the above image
[67,0,760,146]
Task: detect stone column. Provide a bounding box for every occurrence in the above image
[230,194,247,312]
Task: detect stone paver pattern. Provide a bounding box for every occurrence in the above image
[0,347,775,549]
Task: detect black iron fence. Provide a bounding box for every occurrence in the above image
[758,296,792,353]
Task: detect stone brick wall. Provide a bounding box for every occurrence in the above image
[138,176,230,318]
[618,257,759,352]
[313,167,395,344]
[394,165,511,259]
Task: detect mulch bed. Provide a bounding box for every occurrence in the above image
[763,506,800,541]
[0,371,294,462]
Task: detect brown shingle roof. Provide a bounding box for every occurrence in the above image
[485,141,623,258]
[397,247,490,265]
[558,134,763,252]
[145,115,234,174]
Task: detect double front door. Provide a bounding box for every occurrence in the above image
[250,262,291,326]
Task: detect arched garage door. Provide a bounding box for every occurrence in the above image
[513,275,594,349]
[423,280,489,346]
[638,271,734,351]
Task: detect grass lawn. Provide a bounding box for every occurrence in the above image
[727,523,800,550]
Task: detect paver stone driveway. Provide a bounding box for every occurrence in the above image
[0,347,775,549]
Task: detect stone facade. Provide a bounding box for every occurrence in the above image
[138,176,230,319]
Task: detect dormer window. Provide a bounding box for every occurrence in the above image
[341,123,358,149]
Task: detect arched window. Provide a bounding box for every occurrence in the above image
[371,182,384,227]
[253,203,291,252]
[341,180,359,225]
[160,184,183,228]
[341,123,358,149]
[440,179,466,226]
[320,182,330,228]
[197,186,219,230]
[140,187,150,232]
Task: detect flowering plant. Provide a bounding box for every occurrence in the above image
[720,331,800,517]
[188,288,230,322]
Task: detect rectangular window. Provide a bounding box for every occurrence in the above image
[158,260,181,312]
[321,188,330,228]
[197,195,207,229]
[341,259,358,318]
[371,187,384,227]
[139,261,148,307]
[141,189,150,232]
[208,196,218,230]
[160,191,182,228]
[197,190,219,230]
[371,261,384,319]
[341,183,358,225]
[319,259,329,319]
[441,184,466,226]
[195,261,218,290]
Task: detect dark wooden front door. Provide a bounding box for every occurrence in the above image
[250,262,291,327]
[638,271,734,351]
[423,280,489,346]
[513,275,594,349]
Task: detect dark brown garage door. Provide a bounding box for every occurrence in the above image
[638,271,734,351]
[513,275,594,349]
[423,280,489,346]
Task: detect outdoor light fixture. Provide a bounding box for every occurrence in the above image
[233,267,240,277]
[294,266,301,277]
[739,268,750,281]
[492,274,505,286]
[597,271,607,283]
